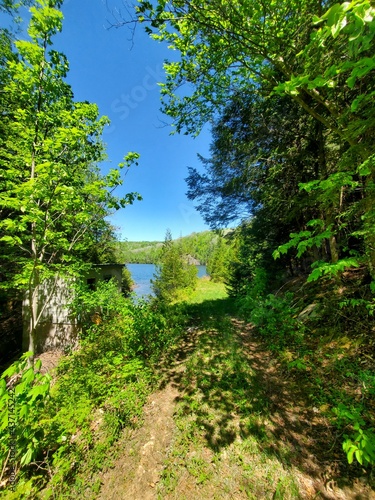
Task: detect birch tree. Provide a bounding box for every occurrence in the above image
[0,0,140,358]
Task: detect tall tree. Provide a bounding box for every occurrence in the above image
[206,234,234,283]
[0,0,140,357]
[128,0,375,278]
[274,1,375,276]
[152,229,197,302]
[129,0,334,134]
[0,27,19,284]
[187,91,341,277]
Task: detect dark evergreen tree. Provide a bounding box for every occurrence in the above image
[151,229,197,302]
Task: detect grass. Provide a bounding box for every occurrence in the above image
[187,277,228,303]
[156,289,303,499]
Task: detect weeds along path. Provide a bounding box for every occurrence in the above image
[98,298,374,499]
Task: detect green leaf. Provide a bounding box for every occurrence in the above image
[355,449,363,465]
[322,4,343,26]
[351,95,365,111]
[22,367,35,386]
[20,447,34,466]
[29,383,50,403]
[307,258,360,282]
[347,446,355,464]
[0,378,6,397]
[19,403,29,419]
[2,361,19,379]
[273,250,281,260]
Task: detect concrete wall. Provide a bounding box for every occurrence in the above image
[22,276,77,353]
[22,265,124,354]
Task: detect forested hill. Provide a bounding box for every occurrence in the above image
[115,240,163,264]
[115,230,225,265]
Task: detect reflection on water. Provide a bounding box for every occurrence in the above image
[126,263,207,299]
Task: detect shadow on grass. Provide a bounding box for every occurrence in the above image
[155,296,373,497]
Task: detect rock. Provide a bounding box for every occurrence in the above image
[298,303,318,320]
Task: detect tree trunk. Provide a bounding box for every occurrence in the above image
[329,235,339,264]
[27,270,39,366]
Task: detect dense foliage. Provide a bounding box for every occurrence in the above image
[0,280,186,496]
[115,240,163,264]
[115,230,225,266]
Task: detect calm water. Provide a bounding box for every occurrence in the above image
[127,263,207,299]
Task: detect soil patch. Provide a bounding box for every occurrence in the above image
[35,349,64,375]
[98,383,179,500]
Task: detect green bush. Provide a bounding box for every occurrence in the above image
[0,352,51,475]
[238,268,304,351]
[70,278,131,333]
[334,403,375,466]
[206,236,234,282]
[121,266,133,296]
[0,280,185,496]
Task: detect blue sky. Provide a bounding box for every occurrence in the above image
[50,0,213,241]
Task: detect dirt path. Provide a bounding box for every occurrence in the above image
[97,316,375,500]
[98,383,179,499]
[97,330,196,500]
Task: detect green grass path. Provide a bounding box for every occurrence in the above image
[156,283,304,499]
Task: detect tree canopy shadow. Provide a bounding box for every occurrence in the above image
[154,296,374,499]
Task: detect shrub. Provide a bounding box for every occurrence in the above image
[0,352,51,491]
[70,278,131,333]
[238,268,304,351]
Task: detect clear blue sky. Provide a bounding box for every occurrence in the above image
[50,0,212,242]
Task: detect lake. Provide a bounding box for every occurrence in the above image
[127,263,208,299]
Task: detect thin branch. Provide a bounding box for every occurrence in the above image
[0,449,10,485]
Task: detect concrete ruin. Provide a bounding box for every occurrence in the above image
[22,264,124,354]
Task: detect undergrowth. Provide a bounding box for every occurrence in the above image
[2,274,374,497]
[0,280,186,498]
[237,267,375,472]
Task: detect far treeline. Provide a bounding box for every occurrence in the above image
[115,230,233,272]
